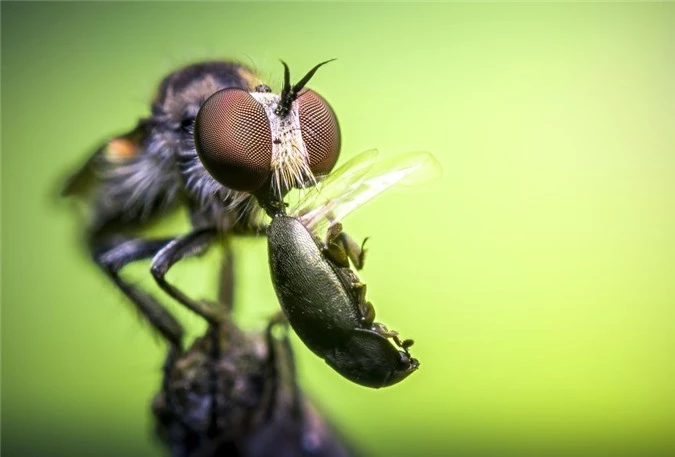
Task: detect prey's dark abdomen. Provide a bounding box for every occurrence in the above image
[267,216,361,354]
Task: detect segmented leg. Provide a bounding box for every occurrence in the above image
[371,322,414,354]
[351,282,376,324]
[150,228,220,325]
[158,243,237,455]
[340,233,368,270]
[359,301,376,325]
[94,237,184,347]
[323,223,349,268]
[323,223,368,270]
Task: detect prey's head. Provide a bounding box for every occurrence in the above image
[193,60,340,205]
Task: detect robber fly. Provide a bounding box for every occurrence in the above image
[263,150,440,388]
[63,59,341,350]
[151,246,353,457]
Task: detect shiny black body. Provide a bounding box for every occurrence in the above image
[153,318,353,457]
[152,250,353,457]
[267,215,419,388]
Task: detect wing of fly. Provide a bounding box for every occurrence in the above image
[296,151,441,236]
[290,148,380,217]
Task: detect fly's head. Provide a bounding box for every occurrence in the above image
[193,60,341,213]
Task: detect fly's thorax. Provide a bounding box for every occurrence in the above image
[152,62,257,120]
[250,92,313,197]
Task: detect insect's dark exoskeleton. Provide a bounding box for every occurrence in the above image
[63,59,341,353]
[175,63,419,388]
[265,212,419,389]
[152,247,354,457]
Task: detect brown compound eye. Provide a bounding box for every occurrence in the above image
[297,89,341,177]
[194,88,272,192]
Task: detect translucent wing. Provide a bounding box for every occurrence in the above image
[291,148,380,216]
[293,151,441,236]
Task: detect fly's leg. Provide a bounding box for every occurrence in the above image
[150,228,221,325]
[158,245,235,450]
[94,235,191,437]
[371,322,414,354]
[340,233,368,270]
[351,282,376,325]
[94,237,184,348]
[323,223,349,268]
[360,301,376,326]
[323,223,368,270]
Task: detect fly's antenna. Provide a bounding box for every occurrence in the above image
[281,60,292,100]
[275,59,336,117]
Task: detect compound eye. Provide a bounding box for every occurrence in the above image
[297,89,341,177]
[194,88,272,192]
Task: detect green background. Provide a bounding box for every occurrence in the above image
[2,2,674,456]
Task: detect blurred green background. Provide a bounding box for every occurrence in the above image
[2,2,674,456]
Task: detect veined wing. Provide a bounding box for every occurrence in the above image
[246,149,379,230]
[291,149,380,216]
[296,151,441,236]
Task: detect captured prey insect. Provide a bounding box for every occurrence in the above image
[263,150,441,388]
[62,59,340,350]
[152,247,354,457]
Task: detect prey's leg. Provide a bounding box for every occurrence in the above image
[323,223,368,270]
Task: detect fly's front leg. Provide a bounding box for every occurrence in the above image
[93,237,184,348]
[323,223,368,270]
[150,227,220,325]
